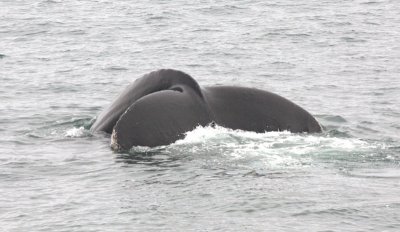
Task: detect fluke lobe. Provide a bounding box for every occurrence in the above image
[91,69,322,150]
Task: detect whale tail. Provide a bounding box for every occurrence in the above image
[92,69,322,150]
[91,69,204,134]
[110,83,212,150]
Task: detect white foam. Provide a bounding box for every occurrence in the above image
[65,127,85,137]
[170,125,380,169]
[174,125,292,145]
[175,125,372,150]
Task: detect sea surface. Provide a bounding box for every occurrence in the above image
[1,0,400,231]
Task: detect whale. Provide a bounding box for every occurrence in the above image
[91,69,322,150]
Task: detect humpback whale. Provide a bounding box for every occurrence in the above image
[91,69,321,150]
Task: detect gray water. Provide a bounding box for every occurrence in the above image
[1,0,400,231]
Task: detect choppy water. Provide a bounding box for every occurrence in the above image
[1,0,400,231]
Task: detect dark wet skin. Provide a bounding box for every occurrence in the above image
[91,69,322,150]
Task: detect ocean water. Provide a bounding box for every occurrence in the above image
[1,0,400,231]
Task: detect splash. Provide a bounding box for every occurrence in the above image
[173,125,375,152]
[125,125,394,170]
[65,127,86,137]
[168,125,388,169]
